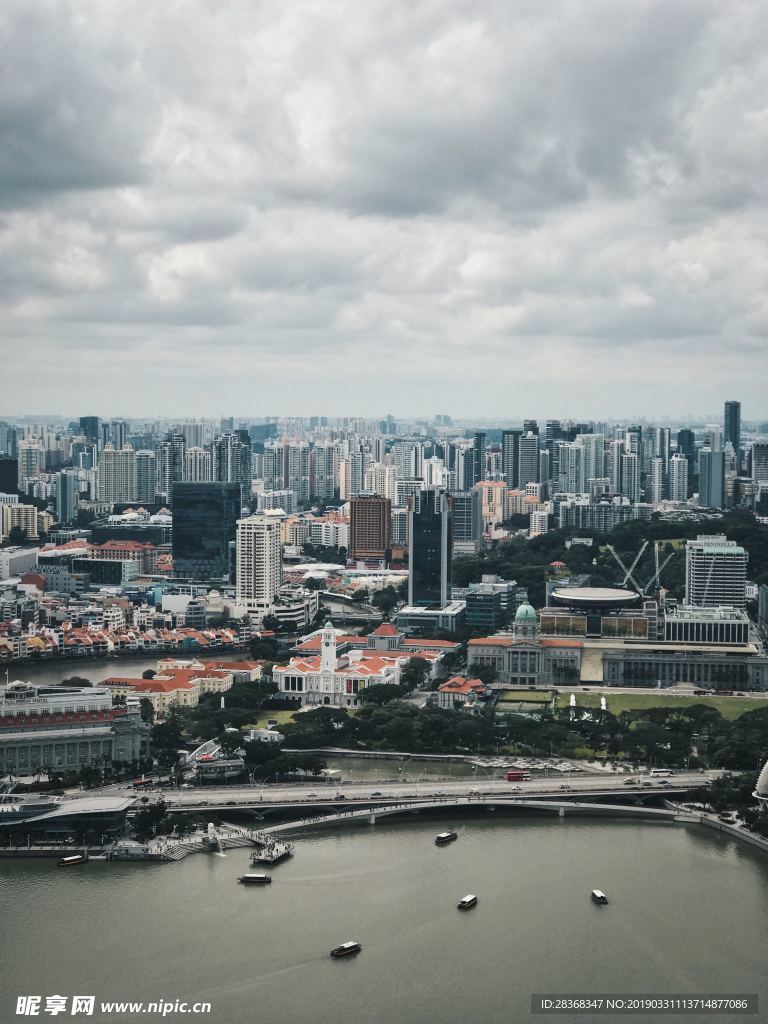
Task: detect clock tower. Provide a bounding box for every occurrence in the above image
[320,621,338,674]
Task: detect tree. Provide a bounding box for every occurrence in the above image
[59,676,93,688]
[372,586,399,618]
[399,658,431,691]
[142,669,156,680]
[473,665,499,687]
[261,614,281,633]
[150,709,185,768]
[139,698,155,725]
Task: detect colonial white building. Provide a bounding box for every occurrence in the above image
[273,622,402,709]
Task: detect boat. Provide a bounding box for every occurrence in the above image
[591,889,608,905]
[58,854,86,867]
[238,873,272,885]
[457,894,478,910]
[330,941,362,958]
[435,831,458,845]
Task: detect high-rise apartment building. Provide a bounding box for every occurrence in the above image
[685,535,748,609]
[135,450,157,504]
[185,446,212,482]
[668,454,688,502]
[408,489,452,607]
[172,482,240,579]
[621,452,641,502]
[235,515,283,618]
[517,431,540,489]
[649,457,665,504]
[98,444,137,504]
[349,495,391,561]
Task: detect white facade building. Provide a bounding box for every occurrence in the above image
[235,515,283,621]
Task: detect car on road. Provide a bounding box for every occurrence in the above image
[334,794,346,801]
[657,780,672,787]
[468,789,481,796]
[370,791,383,797]
[559,784,571,791]
[623,779,638,785]
[305,792,318,798]
[640,782,653,788]
[510,785,522,792]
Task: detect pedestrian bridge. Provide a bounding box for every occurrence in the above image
[255,796,685,837]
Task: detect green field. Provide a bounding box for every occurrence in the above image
[553,691,761,720]
[496,687,763,720]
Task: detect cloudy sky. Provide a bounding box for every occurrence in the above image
[2,0,767,421]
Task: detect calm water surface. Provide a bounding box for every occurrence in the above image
[2,817,766,1024]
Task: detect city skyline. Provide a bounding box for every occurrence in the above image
[2,1,768,417]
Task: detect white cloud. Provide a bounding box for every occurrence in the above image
[0,0,767,418]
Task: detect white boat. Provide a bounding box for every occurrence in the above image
[591,889,608,905]
[457,894,478,910]
[238,873,272,885]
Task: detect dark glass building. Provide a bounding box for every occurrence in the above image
[79,416,100,443]
[724,400,741,456]
[0,456,18,495]
[472,431,486,485]
[408,489,452,607]
[171,482,240,579]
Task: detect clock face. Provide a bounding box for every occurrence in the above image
[324,641,331,648]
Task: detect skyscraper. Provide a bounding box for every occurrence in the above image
[350,495,391,561]
[501,430,521,487]
[408,489,452,607]
[98,444,137,504]
[136,450,157,504]
[0,456,18,495]
[517,431,540,489]
[79,417,100,444]
[724,400,741,458]
[451,488,483,555]
[668,454,688,502]
[698,447,724,508]
[172,482,240,579]
[685,535,747,609]
[55,469,78,523]
[472,432,486,485]
[235,515,283,619]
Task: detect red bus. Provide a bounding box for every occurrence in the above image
[506,770,531,782]
[132,777,154,789]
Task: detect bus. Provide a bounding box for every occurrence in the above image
[648,769,673,777]
[132,777,155,789]
[506,770,531,782]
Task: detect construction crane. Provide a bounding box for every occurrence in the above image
[606,540,675,598]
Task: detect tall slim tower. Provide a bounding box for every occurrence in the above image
[724,401,741,460]
[408,489,452,607]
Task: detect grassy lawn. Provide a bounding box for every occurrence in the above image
[555,691,760,720]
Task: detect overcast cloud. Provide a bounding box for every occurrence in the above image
[1,0,767,420]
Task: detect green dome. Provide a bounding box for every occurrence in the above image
[515,602,537,622]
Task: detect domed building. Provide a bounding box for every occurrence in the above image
[754,760,768,811]
[513,601,538,639]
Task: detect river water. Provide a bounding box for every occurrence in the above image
[1,817,766,1024]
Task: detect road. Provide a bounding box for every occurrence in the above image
[137,770,719,809]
